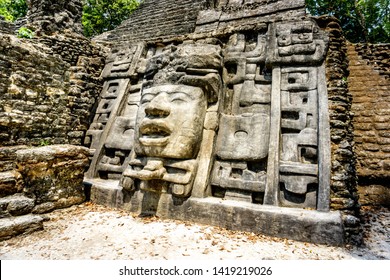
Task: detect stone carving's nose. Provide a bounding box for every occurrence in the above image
[144,93,171,117]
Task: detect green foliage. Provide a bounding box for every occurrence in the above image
[82,0,140,37]
[39,139,50,146]
[306,0,390,43]
[17,26,34,38]
[0,0,27,22]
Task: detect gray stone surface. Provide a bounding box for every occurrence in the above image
[26,0,83,35]
[0,171,23,198]
[0,214,44,241]
[166,197,345,246]
[0,194,35,217]
[89,180,344,245]
[88,179,123,208]
[17,145,89,210]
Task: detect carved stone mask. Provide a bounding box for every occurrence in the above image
[134,84,207,159]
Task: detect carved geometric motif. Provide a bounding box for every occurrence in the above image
[85,79,128,153]
[96,84,142,179]
[279,66,319,209]
[270,21,327,65]
[212,32,271,202]
[85,19,331,212]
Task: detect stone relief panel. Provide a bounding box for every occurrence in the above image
[85,43,145,179]
[279,66,319,209]
[86,19,330,211]
[267,20,330,210]
[211,32,271,203]
[120,43,222,198]
[269,21,328,65]
[95,84,142,179]
[84,79,130,155]
[102,44,144,78]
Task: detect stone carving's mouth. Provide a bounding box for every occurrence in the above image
[139,121,171,146]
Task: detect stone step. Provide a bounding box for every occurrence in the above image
[0,171,23,198]
[0,194,35,218]
[0,214,44,241]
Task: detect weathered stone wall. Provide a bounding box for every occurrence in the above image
[0,33,105,146]
[349,43,390,179]
[0,1,107,148]
[0,145,89,240]
[95,0,210,44]
[0,16,14,34]
[16,145,90,213]
[348,43,390,206]
[26,0,83,35]
[354,44,390,79]
[0,146,27,198]
[36,33,106,145]
[0,16,26,35]
[0,34,69,146]
[0,0,105,240]
[314,16,360,243]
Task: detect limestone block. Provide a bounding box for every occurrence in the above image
[269,20,328,65]
[279,174,318,209]
[216,113,270,160]
[196,10,221,25]
[0,214,44,241]
[16,145,89,209]
[32,202,56,214]
[174,44,222,70]
[357,185,390,206]
[0,171,23,198]
[0,146,29,172]
[88,179,123,208]
[211,160,267,192]
[0,194,35,217]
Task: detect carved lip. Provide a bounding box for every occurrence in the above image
[138,121,172,146]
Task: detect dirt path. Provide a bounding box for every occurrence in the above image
[0,203,389,260]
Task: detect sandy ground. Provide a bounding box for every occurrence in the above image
[0,202,389,260]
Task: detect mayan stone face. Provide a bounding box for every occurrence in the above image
[134,85,207,159]
[84,43,222,197]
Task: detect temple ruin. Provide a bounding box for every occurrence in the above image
[1,0,389,246]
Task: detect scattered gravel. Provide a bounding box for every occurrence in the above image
[0,203,389,260]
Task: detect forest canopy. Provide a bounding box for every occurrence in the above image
[306,0,390,43]
[0,0,27,22]
[82,0,140,37]
[0,0,388,42]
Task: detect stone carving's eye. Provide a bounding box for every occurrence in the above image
[141,94,155,104]
[170,92,190,103]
